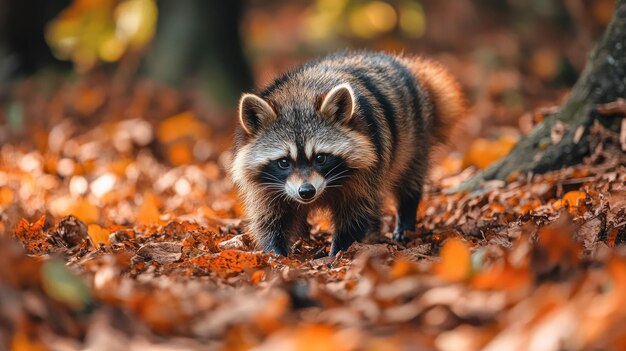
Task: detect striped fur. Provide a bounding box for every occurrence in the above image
[231,51,465,256]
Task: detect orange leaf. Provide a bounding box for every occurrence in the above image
[472,260,531,291]
[489,201,506,214]
[562,190,587,207]
[463,135,517,170]
[250,270,266,284]
[11,325,47,351]
[136,192,161,226]
[14,216,51,253]
[0,187,14,207]
[434,237,472,282]
[293,325,350,351]
[192,250,266,276]
[157,111,207,143]
[439,155,463,176]
[535,217,581,271]
[87,224,110,246]
[561,190,589,216]
[108,158,133,176]
[74,86,106,115]
[69,197,100,224]
[390,256,419,279]
[517,199,542,214]
[531,48,559,80]
[167,141,193,165]
[608,256,626,288]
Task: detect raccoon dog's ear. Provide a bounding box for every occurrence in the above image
[239,94,277,135]
[320,83,356,123]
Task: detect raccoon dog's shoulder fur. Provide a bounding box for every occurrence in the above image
[231,51,465,256]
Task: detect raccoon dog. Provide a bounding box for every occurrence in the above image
[231,51,465,256]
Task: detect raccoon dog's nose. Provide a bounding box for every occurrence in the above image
[298,183,316,200]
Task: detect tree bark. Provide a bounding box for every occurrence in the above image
[457,0,626,192]
[143,0,253,109]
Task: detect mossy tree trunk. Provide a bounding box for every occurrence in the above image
[457,0,626,192]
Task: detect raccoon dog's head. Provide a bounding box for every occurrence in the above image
[232,83,377,204]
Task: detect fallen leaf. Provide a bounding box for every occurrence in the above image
[472,259,531,291]
[157,111,207,143]
[167,141,194,165]
[576,216,604,250]
[463,135,518,170]
[69,197,100,224]
[137,192,162,225]
[562,190,588,207]
[389,257,419,279]
[14,216,52,253]
[532,215,581,280]
[0,187,14,207]
[42,259,92,309]
[218,235,250,251]
[434,238,472,282]
[134,242,182,265]
[192,250,266,276]
[11,324,47,351]
[51,216,87,248]
[88,223,111,246]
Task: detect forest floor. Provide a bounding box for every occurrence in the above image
[1,77,626,351]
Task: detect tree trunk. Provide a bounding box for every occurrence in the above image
[0,0,70,81]
[457,0,626,192]
[143,0,253,109]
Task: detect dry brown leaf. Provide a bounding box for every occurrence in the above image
[218,235,249,251]
[134,242,183,265]
[532,216,582,279]
[55,215,88,247]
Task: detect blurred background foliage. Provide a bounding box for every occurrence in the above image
[0,0,616,139]
[46,0,157,70]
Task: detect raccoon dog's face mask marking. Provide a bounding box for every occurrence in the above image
[263,152,348,204]
[233,83,376,204]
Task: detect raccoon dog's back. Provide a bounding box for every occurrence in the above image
[232,51,465,256]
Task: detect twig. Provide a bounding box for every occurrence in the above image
[559,176,596,185]
[597,98,626,116]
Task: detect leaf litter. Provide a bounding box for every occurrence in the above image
[1,78,626,351]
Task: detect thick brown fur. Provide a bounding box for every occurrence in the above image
[400,57,466,146]
[231,51,465,256]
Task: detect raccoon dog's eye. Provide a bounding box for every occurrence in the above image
[314,154,328,165]
[277,158,291,169]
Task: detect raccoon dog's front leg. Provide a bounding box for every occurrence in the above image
[392,192,421,242]
[330,197,381,256]
[249,200,308,256]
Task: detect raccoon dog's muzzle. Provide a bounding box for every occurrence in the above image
[285,172,326,204]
